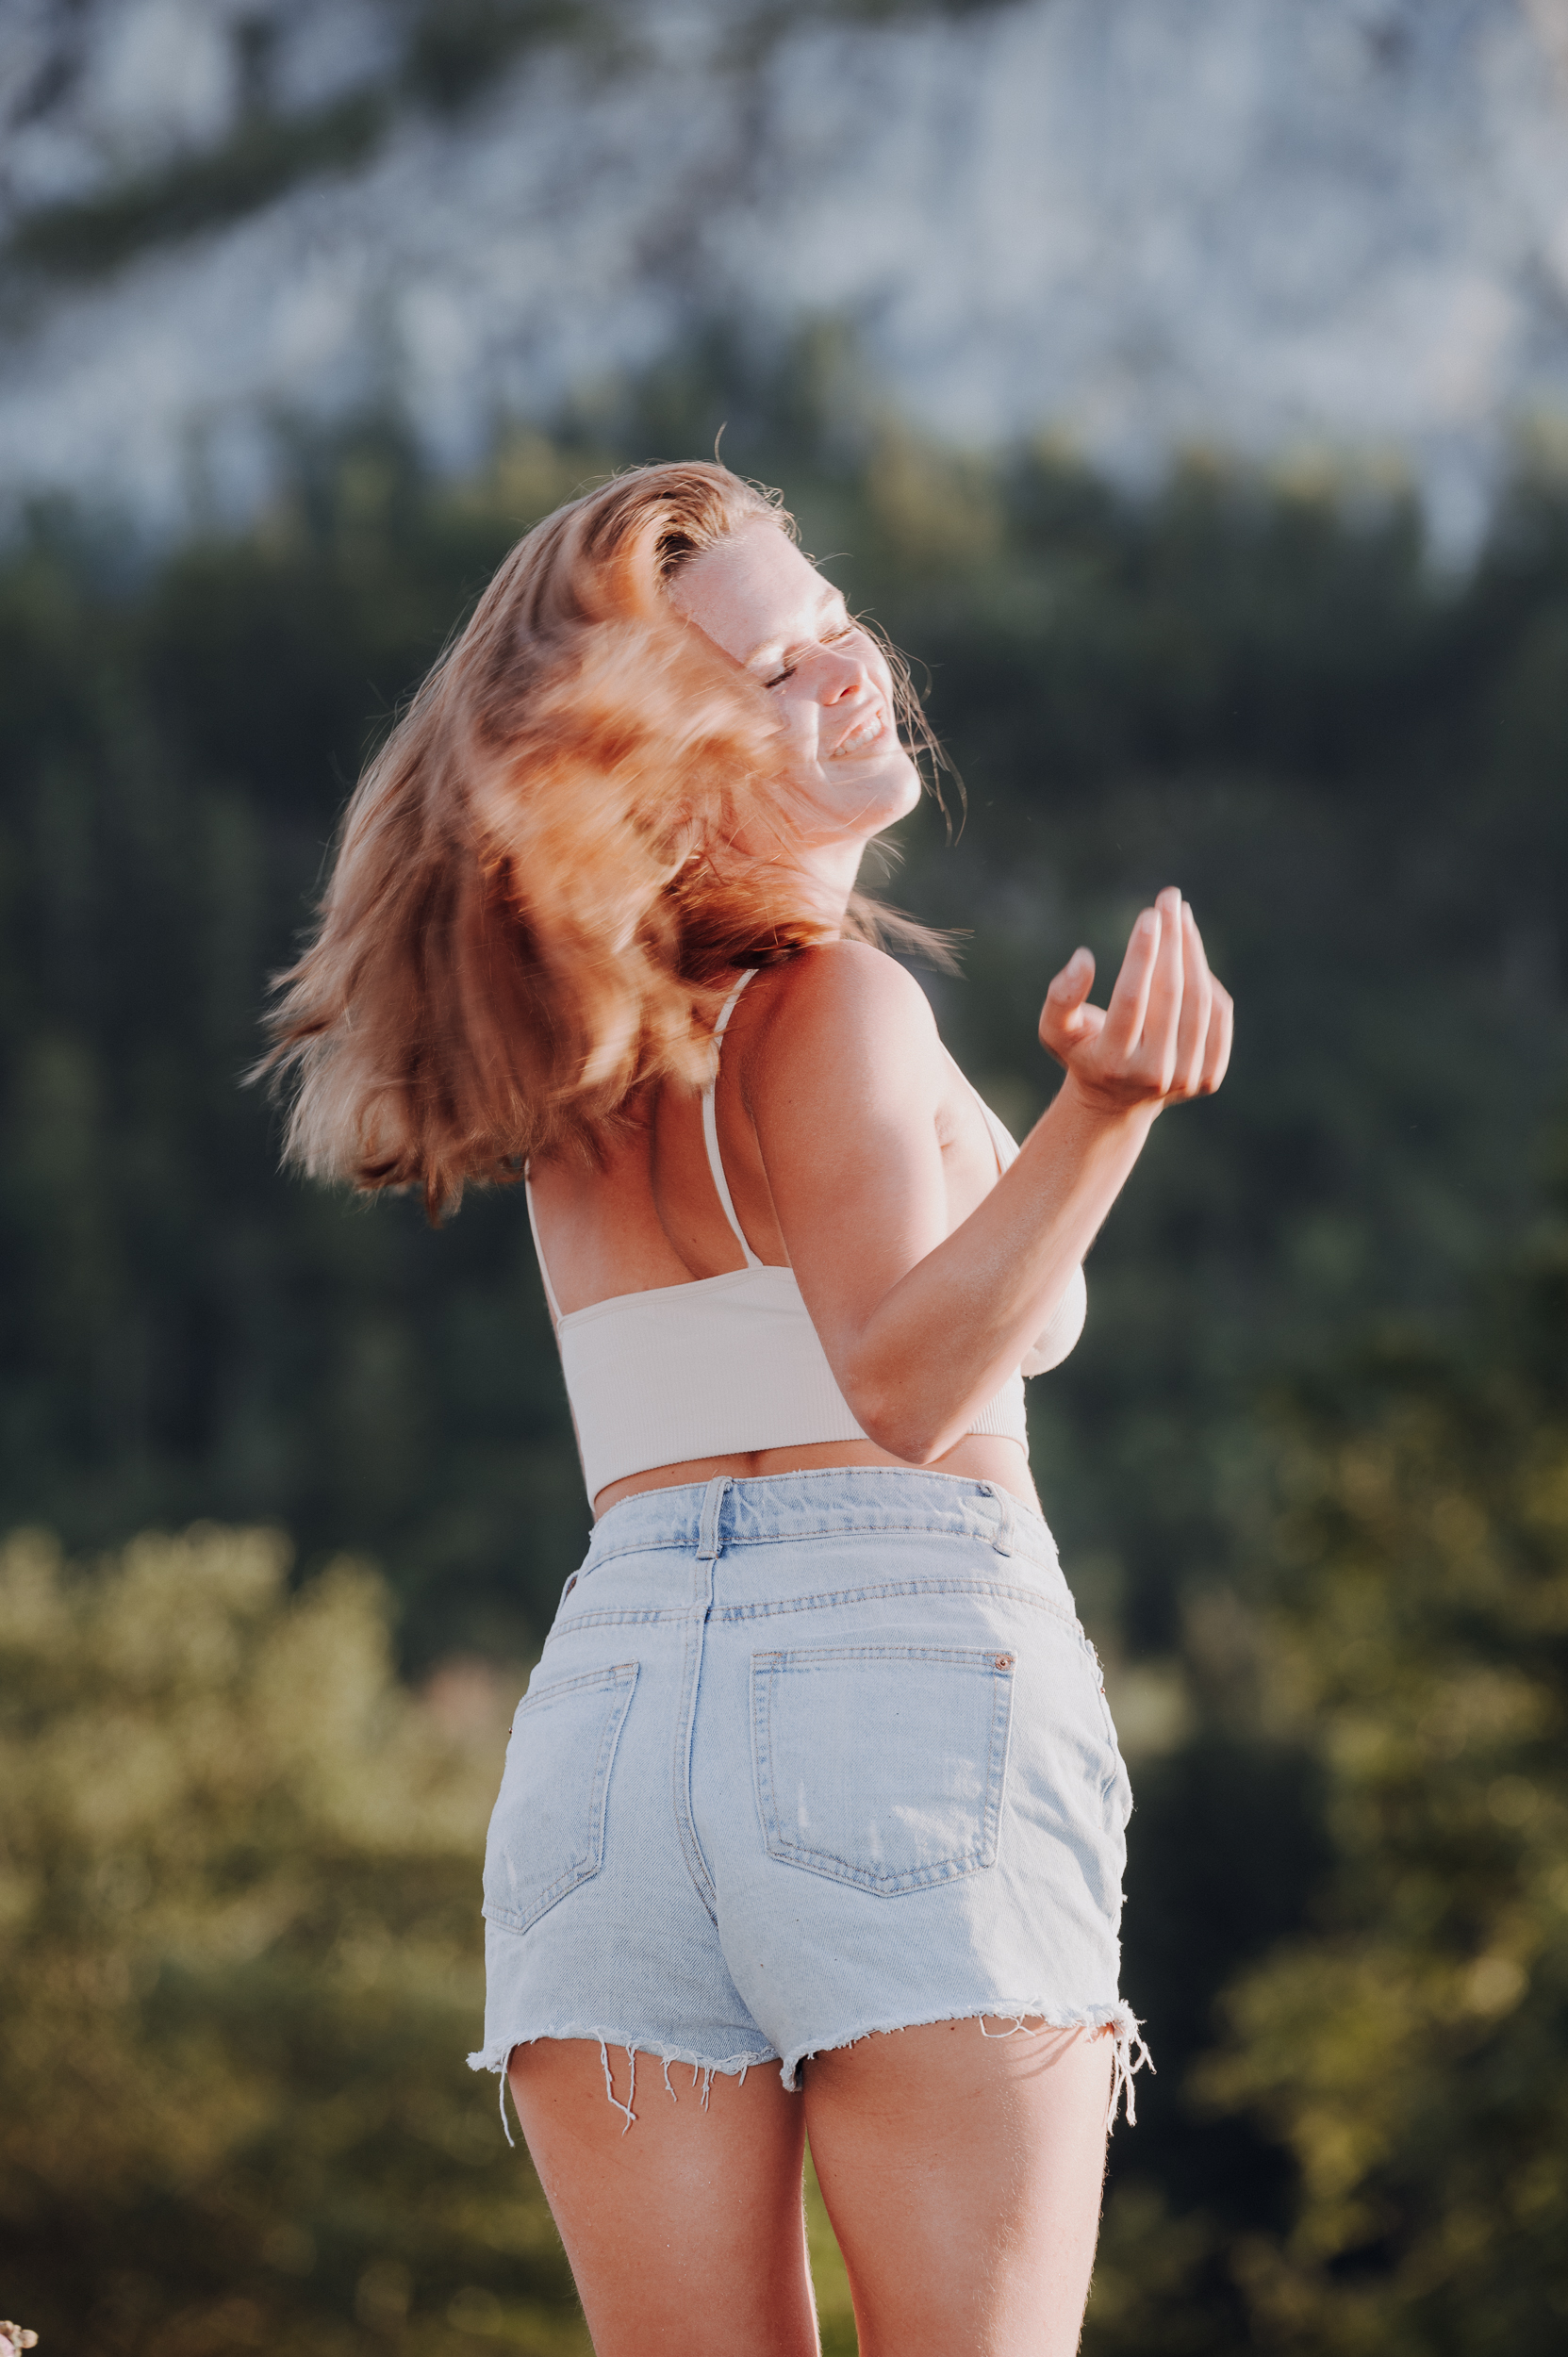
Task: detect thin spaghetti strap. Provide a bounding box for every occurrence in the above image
[702,970,763,1268]
[523,1164,565,1326]
[710,967,757,1046]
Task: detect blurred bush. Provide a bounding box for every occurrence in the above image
[0,1522,583,2353]
[1188,1211,1568,2352]
[1083,1197,1568,2353]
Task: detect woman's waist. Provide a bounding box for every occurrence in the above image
[593,1435,1038,1522]
[577,1462,1058,1576]
[544,1466,1078,1652]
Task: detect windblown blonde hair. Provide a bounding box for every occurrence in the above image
[259,460,945,1218]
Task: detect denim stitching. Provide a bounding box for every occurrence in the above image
[482,1661,638,1934]
[587,1518,1056,1570]
[554,1577,1080,1640]
[670,1478,728,1924]
[715,1580,1075,1629]
[757,1642,1014,1668]
[595,1518,1050,1554]
[983,1652,1015,1864]
[751,1648,1015,1895]
[542,1606,688,1648]
[515,1661,637,1707]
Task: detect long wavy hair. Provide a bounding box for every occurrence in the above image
[257,460,946,1218]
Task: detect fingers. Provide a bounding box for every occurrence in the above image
[1044,894,1232,1108]
[1169,903,1231,1098]
[1046,946,1096,1019]
[1101,905,1162,1061]
[1172,900,1213,1095]
[1038,947,1102,1068]
[1139,884,1185,1089]
[1197,974,1234,1094]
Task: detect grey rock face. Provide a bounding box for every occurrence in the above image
[3,0,1568,548]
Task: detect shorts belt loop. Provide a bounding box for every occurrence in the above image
[697,1474,731,1564]
[989,1485,1015,1558]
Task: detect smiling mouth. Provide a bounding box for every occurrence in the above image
[831,708,887,757]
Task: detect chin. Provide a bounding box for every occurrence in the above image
[796,745,921,843]
[873,750,923,827]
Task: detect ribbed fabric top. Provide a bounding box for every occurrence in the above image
[528,971,1087,1501]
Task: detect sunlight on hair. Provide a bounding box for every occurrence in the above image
[256,461,948,1218]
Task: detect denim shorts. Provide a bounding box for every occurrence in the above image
[469,1468,1146,2127]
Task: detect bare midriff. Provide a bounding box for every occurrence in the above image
[593,1432,1040,1522]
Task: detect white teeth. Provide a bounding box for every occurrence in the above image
[835,712,884,755]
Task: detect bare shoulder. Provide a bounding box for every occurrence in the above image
[737,942,945,1118]
[744,940,940,1055]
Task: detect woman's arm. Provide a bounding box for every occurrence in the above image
[747,886,1232,1463]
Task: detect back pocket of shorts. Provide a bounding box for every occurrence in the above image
[751,1645,1015,1896]
[482,1661,638,1934]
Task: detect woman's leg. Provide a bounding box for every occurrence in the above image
[507,2038,819,2357]
[801,2018,1112,2357]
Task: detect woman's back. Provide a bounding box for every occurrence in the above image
[526,945,1059,1518]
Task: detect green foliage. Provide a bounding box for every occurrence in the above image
[0,1521,584,2353]
[0,431,602,1661]
[1078,1228,1568,2354]
[1185,1224,1568,2351]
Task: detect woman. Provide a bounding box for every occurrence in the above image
[265,461,1231,2356]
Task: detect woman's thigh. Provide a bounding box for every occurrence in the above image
[507,2038,817,2357]
[802,2018,1112,2357]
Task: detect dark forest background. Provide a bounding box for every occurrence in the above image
[3,356,1566,2353]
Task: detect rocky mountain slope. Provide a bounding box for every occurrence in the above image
[4,0,1568,548]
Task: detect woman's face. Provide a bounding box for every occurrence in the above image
[669,520,921,847]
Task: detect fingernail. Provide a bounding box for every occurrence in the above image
[1138,911,1159,936]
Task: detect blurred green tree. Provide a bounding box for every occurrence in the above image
[1176,1210,1568,2350]
[0,1522,583,2353]
[0,434,598,1664]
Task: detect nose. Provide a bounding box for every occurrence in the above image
[813,643,873,703]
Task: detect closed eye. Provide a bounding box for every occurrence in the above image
[763,619,858,689]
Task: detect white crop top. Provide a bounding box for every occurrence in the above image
[527,970,1088,1501]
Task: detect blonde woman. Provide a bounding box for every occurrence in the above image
[266,462,1232,2356]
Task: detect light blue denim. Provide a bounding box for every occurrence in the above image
[469,1468,1147,2128]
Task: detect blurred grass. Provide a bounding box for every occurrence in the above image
[0,1519,867,2352]
[0,1523,584,2352]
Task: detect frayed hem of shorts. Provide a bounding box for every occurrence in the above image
[782,2000,1154,2128]
[467,2033,778,2144]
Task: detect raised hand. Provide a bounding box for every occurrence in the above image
[1039,886,1233,1116]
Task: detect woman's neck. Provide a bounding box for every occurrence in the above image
[786,832,867,931]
